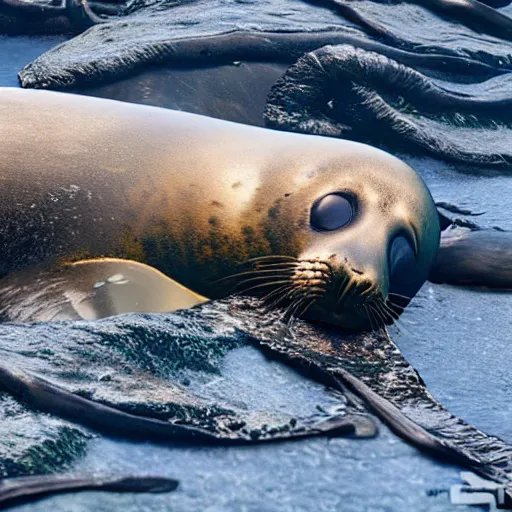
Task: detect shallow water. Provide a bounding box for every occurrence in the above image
[1,34,512,511]
[0,36,67,86]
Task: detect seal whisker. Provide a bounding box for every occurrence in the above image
[387,292,413,302]
[378,301,405,333]
[386,296,413,318]
[285,296,310,327]
[378,298,400,321]
[367,303,386,330]
[246,255,298,263]
[382,302,413,337]
[290,297,317,327]
[213,268,295,285]
[366,302,380,325]
[283,291,310,322]
[234,280,293,296]
[387,293,426,311]
[336,274,349,303]
[378,301,404,332]
[363,304,376,332]
[261,284,294,303]
[287,284,325,326]
[386,295,406,309]
[366,304,381,332]
[283,299,302,325]
[385,303,403,323]
[370,305,381,332]
[372,304,388,330]
[373,301,391,327]
[381,307,400,329]
[375,300,395,327]
[263,286,300,311]
[233,275,294,289]
[338,277,355,307]
[279,288,325,314]
[253,262,299,269]
[369,306,381,332]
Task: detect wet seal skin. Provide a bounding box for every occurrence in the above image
[226,296,512,506]
[0,360,374,445]
[0,87,440,331]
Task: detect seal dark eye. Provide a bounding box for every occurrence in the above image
[310,193,353,231]
[388,235,417,299]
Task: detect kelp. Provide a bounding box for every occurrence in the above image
[0,296,512,506]
[265,44,512,168]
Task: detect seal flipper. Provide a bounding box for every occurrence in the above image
[429,207,512,289]
[429,227,512,288]
[0,258,208,323]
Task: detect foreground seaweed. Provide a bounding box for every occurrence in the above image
[0,296,511,507]
[229,297,512,505]
[0,299,376,506]
[0,309,373,444]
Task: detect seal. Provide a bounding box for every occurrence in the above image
[0,87,440,330]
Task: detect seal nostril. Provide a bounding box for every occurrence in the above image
[358,280,373,296]
[388,235,418,300]
[351,267,363,275]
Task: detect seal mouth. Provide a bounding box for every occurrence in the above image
[314,272,409,331]
[219,256,409,330]
[218,256,332,324]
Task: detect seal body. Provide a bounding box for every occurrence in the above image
[0,88,439,329]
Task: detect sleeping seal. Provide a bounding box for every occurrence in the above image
[0,88,440,330]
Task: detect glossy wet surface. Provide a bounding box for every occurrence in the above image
[1,35,512,511]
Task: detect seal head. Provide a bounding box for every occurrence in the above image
[226,142,441,331]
